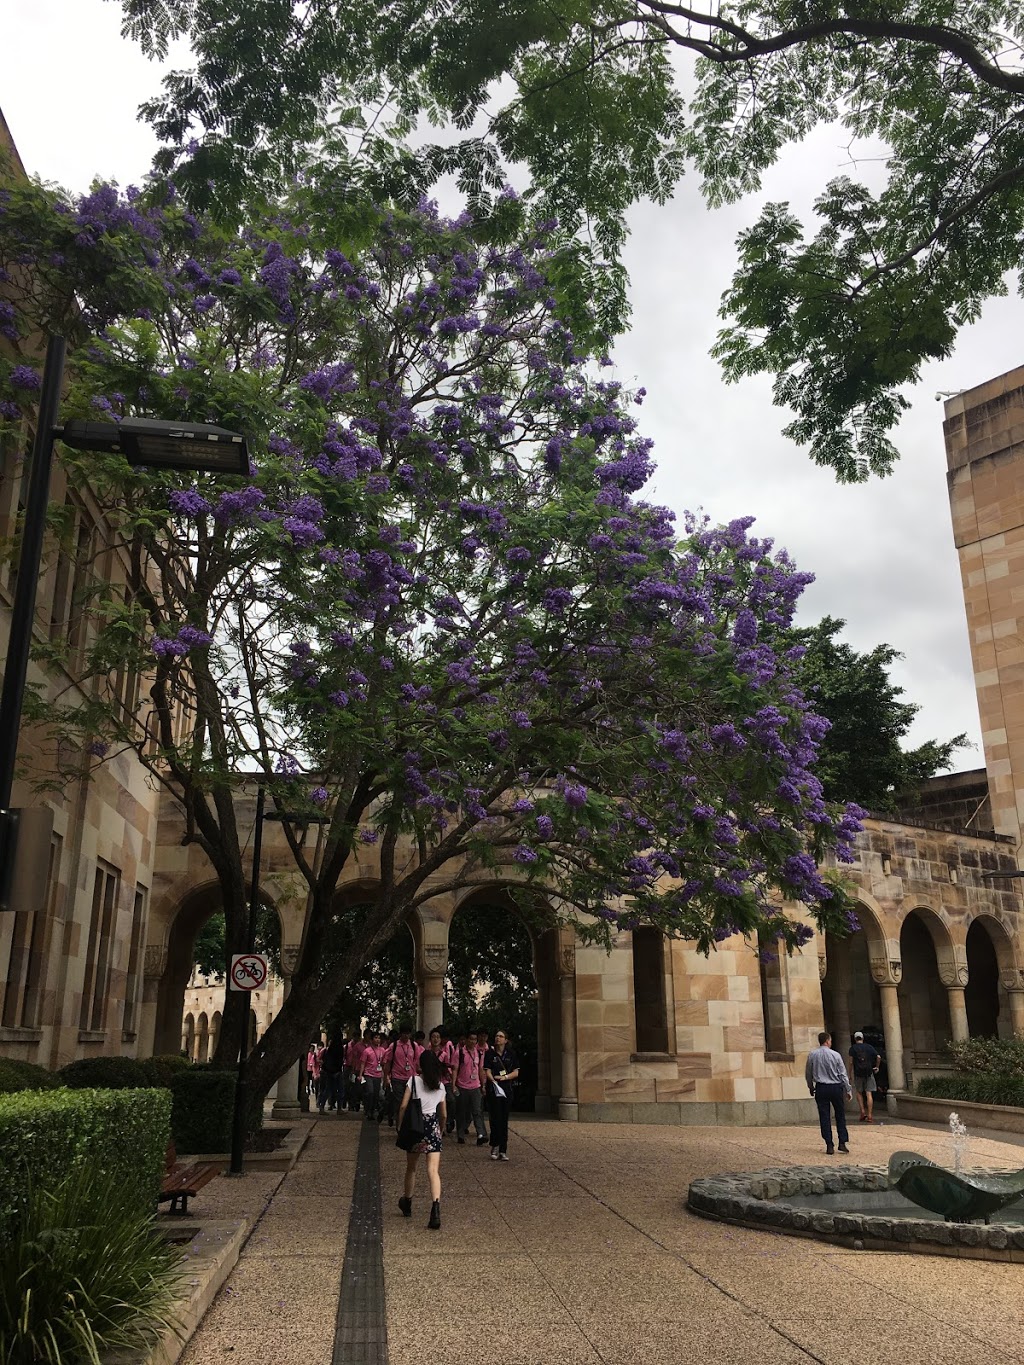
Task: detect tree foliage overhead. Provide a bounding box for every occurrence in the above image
[117,0,1024,479]
[787,616,969,813]
[0,170,860,1102]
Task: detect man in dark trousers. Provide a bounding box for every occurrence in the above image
[848,1029,881,1124]
[805,1030,853,1155]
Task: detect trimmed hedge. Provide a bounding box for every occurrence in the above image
[169,1069,237,1154]
[917,1072,1024,1109]
[58,1055,244,1151]
[58,1055,151,1090]
[0,1058,60,1094]
[0,1088,171,1234]
[948,1036,1024,1079]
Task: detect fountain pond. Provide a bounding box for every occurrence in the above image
[687,1114,1024,1261]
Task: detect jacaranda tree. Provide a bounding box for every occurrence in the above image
[0,172,862,1101]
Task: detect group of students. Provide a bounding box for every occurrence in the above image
[306,1020,519,1231]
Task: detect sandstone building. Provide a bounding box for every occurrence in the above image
[2,103,1023,1119]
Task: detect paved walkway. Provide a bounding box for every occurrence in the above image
[182,1113,1024,1365]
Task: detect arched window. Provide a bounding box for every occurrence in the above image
[758,931,793,1058]
[632,927,670,1054]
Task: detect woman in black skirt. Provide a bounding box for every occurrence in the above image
[483,1030,519,1161]
[396,1046,447,1229]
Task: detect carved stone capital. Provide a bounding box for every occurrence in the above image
[559,943,575,978]
[143,944,167,980]
[938,960,969,989]
[279,944,301,978]
[817,950,827,982]
[870,954,901,986]
[419,942,448,977]
[1001,968,1024,992]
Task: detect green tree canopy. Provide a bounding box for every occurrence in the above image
[118,0,1024,479]
[787,616,968,813]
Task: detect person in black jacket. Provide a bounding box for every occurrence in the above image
[318,1037,345,1113]
[483,1031,519,1161]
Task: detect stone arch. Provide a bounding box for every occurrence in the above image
[152,879,283,1058]
[898,906,955,1070]
[211,1009,222,1056]
[182,1011,195,1057]
[196,1011,210,1062]
[820,896,890,1052]
[965,914,1015,1038]
[446,882,565,1115]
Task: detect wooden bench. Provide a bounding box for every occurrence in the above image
[159,1140,221,1215]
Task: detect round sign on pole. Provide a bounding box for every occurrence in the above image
[229,953,269,991]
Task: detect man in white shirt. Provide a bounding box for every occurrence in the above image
[805,1030,853,1155]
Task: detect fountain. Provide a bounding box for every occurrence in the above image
[688,1109,1024,1257]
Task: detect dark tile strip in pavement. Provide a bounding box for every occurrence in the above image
[332,1119,387,1365]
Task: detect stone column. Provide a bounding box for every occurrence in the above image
[557,940,578,1122]
[878,982,905,1093]
[418,972,445,1035]
[534,975,552,1114]
[1008,989,1024,1038]
[946,986,970,1043]
[138,945,167,1058]
[271,969,302,1121]
[830,938,852,1050]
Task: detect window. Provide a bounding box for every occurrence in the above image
[632,927,670,1054]
[121,884,148,1038]
[1,831,61,1029]
[80,861,121,1033]
[758,931,793,1057]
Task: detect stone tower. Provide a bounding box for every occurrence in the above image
[944,368,1024,855]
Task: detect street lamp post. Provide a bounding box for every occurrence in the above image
[229,785,265,1177]
[0,335,249,908]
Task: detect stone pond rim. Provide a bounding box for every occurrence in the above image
[687,1164,1024,1261]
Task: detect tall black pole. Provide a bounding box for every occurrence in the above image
[0,337,65,903]
[229,784,265,1175]
[0,335,65,808]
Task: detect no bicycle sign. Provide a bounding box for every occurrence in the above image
[229,953,269,992]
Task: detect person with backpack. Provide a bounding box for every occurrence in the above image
[383,1021,422,1126]
[848,1030,881,1123]
[452,1029,489,1146]
[396,1045,447,1230]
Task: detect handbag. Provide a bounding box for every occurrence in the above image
[395,1077,426,1151]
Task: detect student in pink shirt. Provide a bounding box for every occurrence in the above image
[452,1028,489,1146]
[383,1021,421,1127]
[345,1030,365,1112]
[359,1029,385,1121]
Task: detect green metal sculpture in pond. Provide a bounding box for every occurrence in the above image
[888,1151,1024,1224]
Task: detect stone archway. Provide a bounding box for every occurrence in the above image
[182,1011,195,1057]
[965,914,1021,1039]
[211,1009,222,1056]
[898,908,955,1071]
[152,880,282,1059]
[196,1011,210,1062]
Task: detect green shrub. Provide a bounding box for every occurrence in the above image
[58,1056,152,1090]
[0,1089,171,1235]
[141,1053,193,1087]
[169,1070,237,1154]
[917,1073,1024,1109]
[0,1163,183,1364]
[948,1036,1024,1079]
[0,1058,59,1094]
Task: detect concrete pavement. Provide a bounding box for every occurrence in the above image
[181,1111,1024,1364]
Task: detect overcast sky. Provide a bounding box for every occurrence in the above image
[6,0,1020,764]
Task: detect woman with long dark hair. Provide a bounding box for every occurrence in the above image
[483,1030,519,1161]
[396,1046,447,1229]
